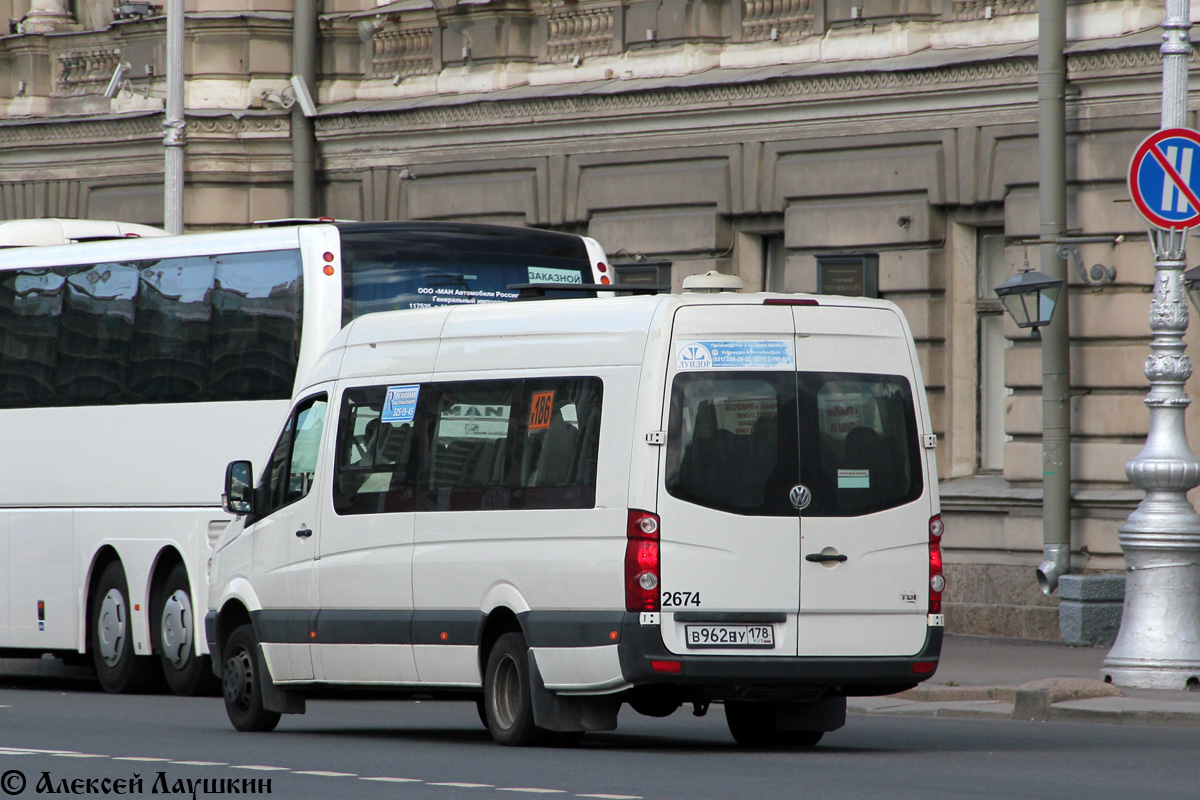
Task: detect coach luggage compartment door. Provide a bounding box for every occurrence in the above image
[792,305,931,658]
[658,304,802,657]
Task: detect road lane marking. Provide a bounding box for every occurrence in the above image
[498,789,567,794]
[294,770,356,777]
[3,747,645,800]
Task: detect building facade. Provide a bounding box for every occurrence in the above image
[2,0,1195,639]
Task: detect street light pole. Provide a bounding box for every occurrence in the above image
[163,0,185,235]
[1102,0,1200,689]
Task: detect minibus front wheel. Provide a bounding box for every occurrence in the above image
[222,624,281,733]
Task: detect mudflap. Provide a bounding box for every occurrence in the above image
[255,644,307,715]
[775,696,846,733]
[527,651,619,733]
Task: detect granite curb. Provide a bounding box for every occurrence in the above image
[848,677,1200,727]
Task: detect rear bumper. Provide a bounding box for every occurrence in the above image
[614,613,942,696]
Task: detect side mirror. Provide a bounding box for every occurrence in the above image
[223,460,254,515]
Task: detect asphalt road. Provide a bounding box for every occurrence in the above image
[0,672,1196,800]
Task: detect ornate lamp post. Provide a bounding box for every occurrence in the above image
[1101,0,1200,689]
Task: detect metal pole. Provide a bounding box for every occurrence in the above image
[163,0,185,234]
[1034,0,1072,595]
[292,0,317,218]
[1102,0,1200,689]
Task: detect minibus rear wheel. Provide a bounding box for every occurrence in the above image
[724,701,824,748]
[483,632,547,747]
[222,624,281,733]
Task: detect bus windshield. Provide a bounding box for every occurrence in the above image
[339,223,595,325]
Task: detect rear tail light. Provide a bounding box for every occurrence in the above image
[763,298,819,306]
[626,510,660,612]
[929,514,945,615]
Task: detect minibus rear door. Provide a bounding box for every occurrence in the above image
[658,303,802,657]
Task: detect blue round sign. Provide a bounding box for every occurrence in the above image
[1129,128,1200,230]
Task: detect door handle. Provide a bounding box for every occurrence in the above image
[805,553,847,563]
[295,527,313,539]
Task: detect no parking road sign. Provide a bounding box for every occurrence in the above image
[1129,128,1200,230]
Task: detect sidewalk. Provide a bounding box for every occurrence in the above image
[849,634,1200,726]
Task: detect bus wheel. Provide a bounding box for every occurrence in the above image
[90,561,161,694]
[158,563,218,697]
[222,624,281,732]
[483,632,547,747]
[724,701,824,748]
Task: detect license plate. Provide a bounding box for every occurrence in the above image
[684,624,775,649]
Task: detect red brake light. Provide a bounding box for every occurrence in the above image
[597,261,608,273]
[763,298,819,306]
[651,660,682,674]
[912,661,936,675]
[625,510,660,612]
[929,515,945,615]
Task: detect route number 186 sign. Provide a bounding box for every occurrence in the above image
[1129,128,1200,230]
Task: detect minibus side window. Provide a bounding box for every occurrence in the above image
[332,385,419,515]
[424,381,520,512]
[417,377,603,513]
[514,377,602,510]
[255,393,327,522]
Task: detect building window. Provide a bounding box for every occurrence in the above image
[977,230,1011,471]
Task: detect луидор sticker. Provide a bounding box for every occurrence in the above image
[677,340,794,371]
[382,384,420,424]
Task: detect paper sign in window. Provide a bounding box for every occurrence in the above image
[529,390,555,430]
[382,384,420,424]
[837,469,870,489]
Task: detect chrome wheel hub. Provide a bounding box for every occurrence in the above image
[160,590,193,670]
[97,589,127,668]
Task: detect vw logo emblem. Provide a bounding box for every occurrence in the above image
[789,484,811,510]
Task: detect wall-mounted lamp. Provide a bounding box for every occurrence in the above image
[103,61,131,99]
[994,267,1064,340]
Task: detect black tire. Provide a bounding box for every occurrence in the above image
[90,561,162,694]
[483,632,547,747]
[157,563,219,697]
[725,701,824,748]
[222,624,281,733]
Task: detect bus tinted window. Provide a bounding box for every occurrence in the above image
[339,224,594,326]
[0,250,302,408]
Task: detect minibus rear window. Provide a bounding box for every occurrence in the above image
[665,371,923,517]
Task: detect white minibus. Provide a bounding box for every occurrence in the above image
[208,290,944,746]
[0,220,612,695]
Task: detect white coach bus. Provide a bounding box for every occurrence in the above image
[0,220,613,695]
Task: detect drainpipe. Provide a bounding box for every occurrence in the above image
[292,0,318,217]
[1035,0,1071,594]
